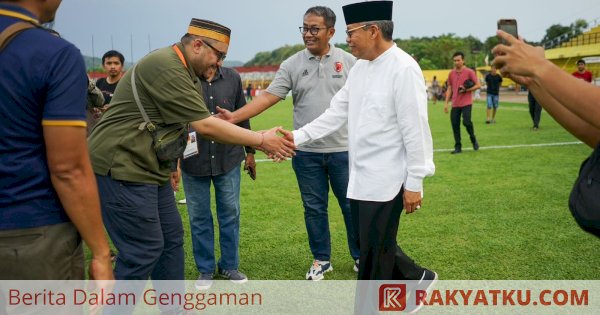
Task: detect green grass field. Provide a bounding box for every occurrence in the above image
[80,95,595,281]
[169,96,600,281]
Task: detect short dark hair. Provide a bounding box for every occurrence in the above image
[102,50,124,64]
[304,6,336,28]
[453,51,465,60]
[577,59,586,65]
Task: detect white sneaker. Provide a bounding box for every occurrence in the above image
[305,260,333,281]
[353,259,359,272]
[177,198,186,204]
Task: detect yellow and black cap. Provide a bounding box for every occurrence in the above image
[187,18,231,44]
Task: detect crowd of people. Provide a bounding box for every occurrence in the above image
[1,0,435,284]
[1,0,599,313]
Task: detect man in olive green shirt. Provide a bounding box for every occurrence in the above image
[88,19,295,286]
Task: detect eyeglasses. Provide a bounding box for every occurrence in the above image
[299,26,327,35]
[202,40,227,62]
[345,24,369,37]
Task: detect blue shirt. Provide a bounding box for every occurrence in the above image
[0,4,88,230]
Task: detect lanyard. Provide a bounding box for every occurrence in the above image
[171,44,188,68]
[171,44,197,82]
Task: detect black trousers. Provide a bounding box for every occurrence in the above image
[450,105,477,150]
[350,188,425,280]
[528,92,542,128]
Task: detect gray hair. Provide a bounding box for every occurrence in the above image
[180,33,198,45]
[304,6,336,28]
[369,20,394,41]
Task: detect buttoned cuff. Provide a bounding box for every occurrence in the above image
[292,130,309,146]
[404,176,423,194]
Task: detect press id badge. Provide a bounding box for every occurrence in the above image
[183,131,199,159]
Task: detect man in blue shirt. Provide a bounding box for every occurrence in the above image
[0,0,113,281]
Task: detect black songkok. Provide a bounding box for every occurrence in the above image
[342,1,393,25]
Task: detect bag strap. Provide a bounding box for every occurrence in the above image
[0,8,46,52]
[130,65,156,132]
[0,21,35,52]
[131,45,191,133]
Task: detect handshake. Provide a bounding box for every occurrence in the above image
[214,105,296,162]
[255,126,296,162]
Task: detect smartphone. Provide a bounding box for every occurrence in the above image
[497,19,518,44]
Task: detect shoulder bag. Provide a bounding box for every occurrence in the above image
[131,65,188,162]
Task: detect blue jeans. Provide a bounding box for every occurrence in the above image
[292,151,360,261]
[487,94,499,109]
[182,166,241,273]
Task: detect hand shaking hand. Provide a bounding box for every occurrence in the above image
[256,127,296,162]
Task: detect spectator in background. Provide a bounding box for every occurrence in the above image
[96,50,125,106]
[431,75,440,104]
[572,59,593,83]
[445,51,481,154]
[86,77,105,134]
[246,83,253,101]
[528,90,542,130]
[484,65,503,124]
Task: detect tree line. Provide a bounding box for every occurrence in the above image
[245,19,589,69]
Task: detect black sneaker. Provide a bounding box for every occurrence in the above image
[473,141,479,151]
[218,269,248,284]
[450,149,462,154]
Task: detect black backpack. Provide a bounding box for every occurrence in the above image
[568,142,600,238]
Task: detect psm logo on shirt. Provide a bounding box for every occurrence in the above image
[334,62,343,73]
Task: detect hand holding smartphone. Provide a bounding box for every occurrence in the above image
[497,19,518,44]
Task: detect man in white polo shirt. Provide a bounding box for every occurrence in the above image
[217,6,359,280]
